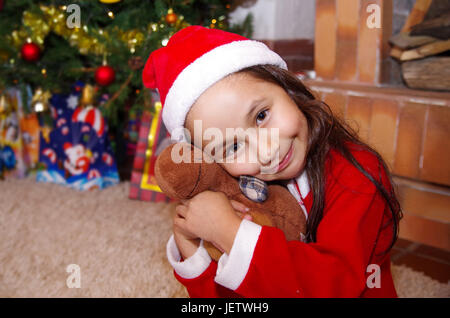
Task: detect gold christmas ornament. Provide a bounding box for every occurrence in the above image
[99,0,122,3]
[150,23,158,32]
[22,10,50,47]
[31,88,51,113]
[0,49,9,63]
[40,126,52,143]
[0,94,10,115]
[80,85,95,108]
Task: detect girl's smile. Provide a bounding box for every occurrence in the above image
[276,141,294,173]
[185,71,309,182]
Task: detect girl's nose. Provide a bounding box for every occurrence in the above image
[256,134,280,166]
[258,145,273,165]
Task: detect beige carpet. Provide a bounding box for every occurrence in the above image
[0,178,448,298]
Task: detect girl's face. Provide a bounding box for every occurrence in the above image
[185,72,308,181]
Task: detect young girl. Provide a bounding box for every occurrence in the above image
[143,26,402,298]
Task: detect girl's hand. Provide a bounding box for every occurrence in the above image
[174,191,251,255]
[172,218,201,260]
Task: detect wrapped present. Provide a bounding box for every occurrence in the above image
[0,88,29,178]
[125,107,141,158]
[36,84,120,191]
[129,98,174,202]
[20,112,40,170]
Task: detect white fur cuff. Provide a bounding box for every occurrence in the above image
[214,219,262,290]
[166,235,212,279]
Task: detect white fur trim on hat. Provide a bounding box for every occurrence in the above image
[163,40,287,142]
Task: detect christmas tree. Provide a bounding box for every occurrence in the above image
[0,0,253,129]
[0,0,252,177]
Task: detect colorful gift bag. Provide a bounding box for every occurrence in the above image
[36,86,120,191]
[129,100,175,202]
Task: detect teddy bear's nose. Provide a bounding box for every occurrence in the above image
[238,175,268,203]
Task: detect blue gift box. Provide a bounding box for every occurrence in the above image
[37,83,119,191]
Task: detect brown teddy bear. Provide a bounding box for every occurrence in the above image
[155,142,306,261]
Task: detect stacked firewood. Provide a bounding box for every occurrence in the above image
[390,0,450,91]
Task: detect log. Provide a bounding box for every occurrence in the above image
[423,0,450,20]
[389,45,404,60]
[389,32,438,49]
[398,39,450,61]
[401,0,433,33]
[402,57,450,91]
[390,0,436,59]
[410,12,450,39]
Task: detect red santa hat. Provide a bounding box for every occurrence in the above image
[142,25,287,142]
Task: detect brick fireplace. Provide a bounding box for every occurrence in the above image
[307,0,450,251]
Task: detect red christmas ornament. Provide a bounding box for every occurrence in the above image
[165,9,177,25]
[94,65,115,86]
[21,42,41,62]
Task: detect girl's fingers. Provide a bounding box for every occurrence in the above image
[212,242,225,253]
[173,214,187,231]
[175,204,187,218]
[173,215,198,240]
[234,210,253,221]
[229,200,250,213]
[229,200,252,221]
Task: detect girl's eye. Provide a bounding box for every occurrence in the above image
[225,141,244,158]
[256,109,269,125]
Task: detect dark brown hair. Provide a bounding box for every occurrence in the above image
[237,64,402,254]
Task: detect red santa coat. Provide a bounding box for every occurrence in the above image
[166,144,398,298]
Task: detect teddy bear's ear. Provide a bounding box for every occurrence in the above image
[154,143,200,199]
[238,175,268,203]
